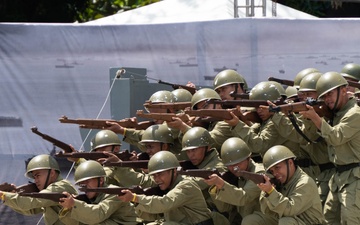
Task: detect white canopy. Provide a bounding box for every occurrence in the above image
[86,0,316,25]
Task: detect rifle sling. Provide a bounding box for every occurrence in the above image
[287,113,318,144]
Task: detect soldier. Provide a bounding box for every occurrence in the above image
[168,88,234,153]
[171,88,193,103]
[0,154,78,225]
[300,71,360,224]
[242,145,324,225]
[59,160,141,225]
[204,137,264,223]
[118,151,216,225]
[213,69,247,100]
[340,63,360,95]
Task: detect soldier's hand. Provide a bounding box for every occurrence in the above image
[59,192,75,209]
[98,151,121,165]
[186,81,196,88]
[118,189,135,202]
[105,121,125,135]
[299,105,322,129]
[66,144,78,162]
[224,111,240,127]
[257,175,274,193]
[166,117,190,133]
[203,174,225,190]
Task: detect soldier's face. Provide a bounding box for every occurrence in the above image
[31,169,56,191]
[227,158,249,176]
[256,106,273,121]
[152,170,172,190]
[268,160,295,184]
[185,147,207,166]
[216,84,244,100]
[94,145,120,153]
[144,142,162,158]
[321,87,347,110]
[79,178,102,199]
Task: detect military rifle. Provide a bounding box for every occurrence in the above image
[268,77,294,86]
[59,115,154,130]
[31,126,73,153]
[177,168,277,185]
[158,80,197,95]
[0,182,39,193]
[19,192,90,203]
[184,108,262,124]
[136,110,189,122]
[55,150,134,161]
[206,98,285,109]
[269,98,333,118]
[347,80,360,89]
[104,159,197,170]
[80,185,164,196]
[143,101,191,111]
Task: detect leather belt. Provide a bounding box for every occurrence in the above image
[319,162,335,172]
[296,158,316,168]
[336,163,360,173]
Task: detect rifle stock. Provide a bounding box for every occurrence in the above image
[31,127,73,153]
[268,77,294,86]
[55,150,134,161]
[158,80,197,95]
[269,99,333,118]
[0,182,39,193]
[184,109,262,123]
[59,115,154,130]
[229,92,249,99]
[136,110,189,122]
[176,168,238,186]
[143,101,191,111]
[80,186,164,196]
[19,192,89,203]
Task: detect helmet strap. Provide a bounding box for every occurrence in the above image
[332,86,342,113]
[111,145,115,153]
[284,159,290,184]
[233,84,239,100]
[44,169,51,190]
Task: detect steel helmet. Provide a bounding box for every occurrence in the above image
[171,89,193,102]
[298,72,323,92]
[182,127,213,151]
[213,69,246,91]
[221,137,252,166]
[148,90,175,103]
[249,81,281,101]
[293,68,319,88]
[139,124,174,144]
[90,130,121,152]
[148,151,180,175]
[268,81,286,98]
[25,154,60,178]
[316,71,348,99]
[263,145,296,172]
[191,88,221,110]
[74,160,106,184]
[285,86,298,99]
[341,63,360,81]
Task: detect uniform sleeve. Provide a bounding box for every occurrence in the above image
[210,121,234,152]
[111,166,157,188]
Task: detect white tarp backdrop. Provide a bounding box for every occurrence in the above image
[0,2,359,224]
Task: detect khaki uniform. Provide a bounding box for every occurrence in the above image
[3,177,78,225]
[209,159,263,220]
[208,121,235,153]
[233,116,319,179]
[110,166,157,188]
[242,167,324,225]
[320,98,360,224]
[135,175,214,224]
[59,184,141,225]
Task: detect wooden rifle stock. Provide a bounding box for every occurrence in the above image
[55,150,134,161]
[269,99,333,118]
[59,115,154,130]
[268,77,294,86]
[143,101,191,111]
[207,98,285,108]
[237,170,278,185]
[136,110,189,122]
[0,182,39,193]
[31,126,73,153]
[80,185,164,196]
[184,109,262,123]
[158,80,197,95]
[19,192,90,203]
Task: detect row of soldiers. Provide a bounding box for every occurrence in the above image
[1,63,360,224]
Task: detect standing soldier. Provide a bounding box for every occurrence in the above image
[118,151,216,225]
[0,154,78,225]
[242,145,324,225]
[204,137,264,224]
[300,71,360,224]
[59,160,141,225]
